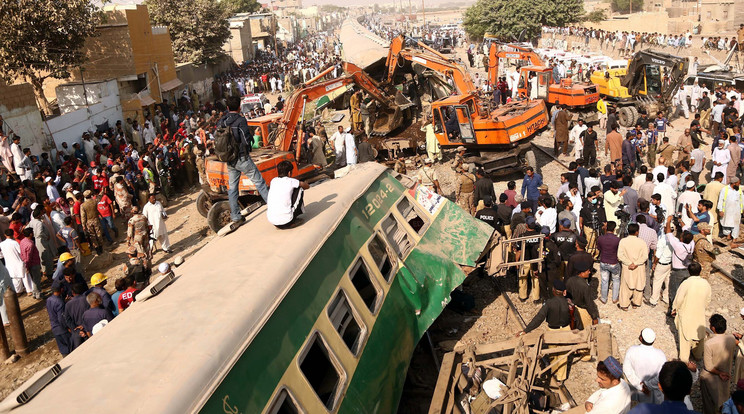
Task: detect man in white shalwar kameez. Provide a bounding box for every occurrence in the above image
[624,328,667,404]
[718,177,744,240]
[570,119,588,160]
[0,231,34,295]
[712,140,731,184]
[142,194,172,253]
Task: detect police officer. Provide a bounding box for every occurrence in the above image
[475,195,498,228]
[552,218,578,279]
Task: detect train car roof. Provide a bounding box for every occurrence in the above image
[0,162,390,414]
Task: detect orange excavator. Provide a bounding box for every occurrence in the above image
[199,65,411,231]
[488,43,600,123]
[383,35,549,174]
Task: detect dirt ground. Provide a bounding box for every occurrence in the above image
[0,188,212,400]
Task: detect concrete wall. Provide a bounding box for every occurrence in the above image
[176,56,234,104]
[0,83,51,156]
[46,82,123,149]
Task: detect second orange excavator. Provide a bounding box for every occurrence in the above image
[382,35,550,174]
[488,43,600,123]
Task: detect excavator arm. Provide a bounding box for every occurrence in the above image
[487,43,544,85]
[385,35,476,95]
[273,75,359,151]
[621,50,689,108]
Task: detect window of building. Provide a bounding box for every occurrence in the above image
[349,259,381,313]
[299,333,343,410]
[327,291,365,355]
[723,9,728,19]
[368,235,396,282]
[396,197,429,234]
[267,388,303,414]
[381,214,414,258]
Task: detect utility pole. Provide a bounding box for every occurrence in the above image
[422,0,426,28]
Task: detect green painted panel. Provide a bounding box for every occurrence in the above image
[338,200,493,413]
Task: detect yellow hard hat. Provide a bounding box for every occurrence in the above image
[59,252,75,262]
[90,273,108,286]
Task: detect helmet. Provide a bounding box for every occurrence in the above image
[59,252,75,262]
[90,273,108,285]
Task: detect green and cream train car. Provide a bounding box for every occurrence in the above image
[0,163,493,414]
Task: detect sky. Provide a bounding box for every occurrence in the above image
[98,0,470,9]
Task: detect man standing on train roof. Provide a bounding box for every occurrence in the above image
[218,96,269,226]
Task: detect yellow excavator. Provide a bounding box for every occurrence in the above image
[590,50,689,127]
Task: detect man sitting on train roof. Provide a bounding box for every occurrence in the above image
[266,160,310,229]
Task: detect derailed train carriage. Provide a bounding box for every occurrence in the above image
[0,163,493,413]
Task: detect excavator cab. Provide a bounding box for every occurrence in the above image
[434,102,476,144]
[642,65,663,97]
[518,67,551,101]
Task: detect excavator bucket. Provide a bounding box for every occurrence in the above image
[371,91,414,136]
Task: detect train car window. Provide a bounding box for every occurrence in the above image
[327,291,365,355]
[381,214,414,258]
[268,388,303,414]
[349,259,381,313]
[368,235,396,282]
[299,333,343,410]
[396,197,429,235]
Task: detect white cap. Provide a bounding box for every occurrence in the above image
[424,158,433,164]
[158,262,170,274]
[63,183,72,190]
[345,127,351,133]
[91,319,109,335]
[30,202,38,210]
[44,177,52,183]
[641,328,656,344]
[2,207,8,214]
[685,181,695,189]
[73,190,80,195]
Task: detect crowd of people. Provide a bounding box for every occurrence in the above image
[542,25,744,55]
[0,28,350,358]
[418,51,742,413]
[212,32,343,102]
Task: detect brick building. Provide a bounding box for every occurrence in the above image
[224,17,255,63]
[73,4,183,122]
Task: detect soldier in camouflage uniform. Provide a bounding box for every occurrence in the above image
[194,145,206,185]
[693,222,716,273]
[127,205,152,260]
[455,163,476,215]
[80,190,104,254]
[451,146,466,171]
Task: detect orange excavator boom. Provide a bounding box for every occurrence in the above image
[385,35,476,95]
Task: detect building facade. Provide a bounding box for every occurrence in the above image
[72,4,182,123]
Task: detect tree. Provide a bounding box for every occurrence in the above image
[610,0,643,13]
[584,9,607,23]
[0,0,103,115]
[147,0,232,64]
[223,0,261,14]
[463,0,584,42]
